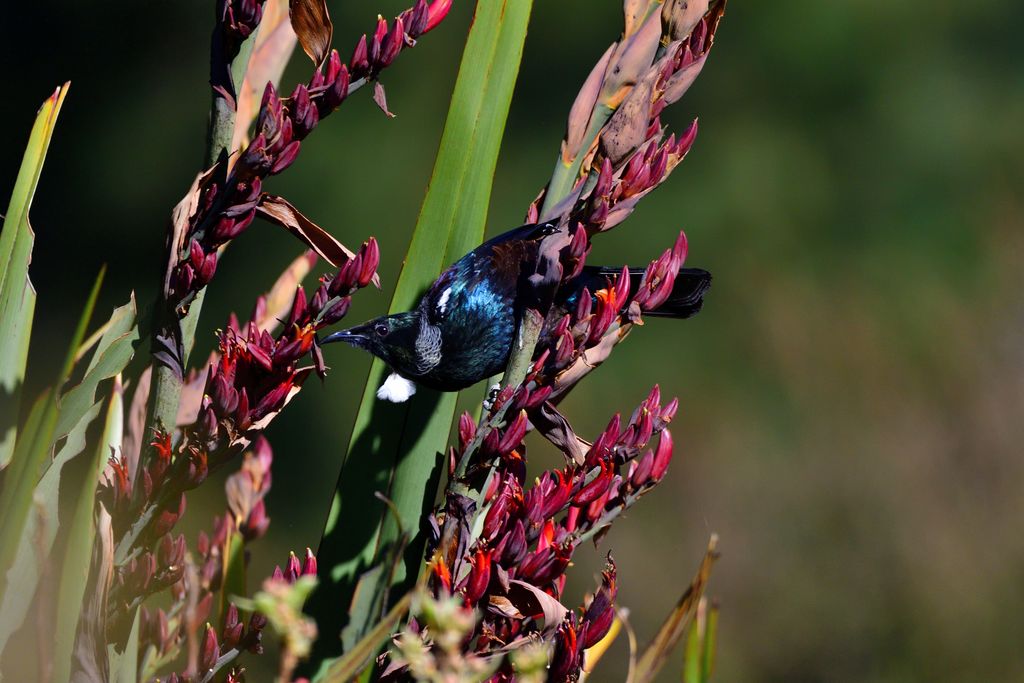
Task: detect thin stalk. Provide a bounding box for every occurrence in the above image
[145,30,258,439]
[540,105,614,219]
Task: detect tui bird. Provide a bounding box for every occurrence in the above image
[320,222,711,402]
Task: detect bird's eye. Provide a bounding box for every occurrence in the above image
[374,323,389,337]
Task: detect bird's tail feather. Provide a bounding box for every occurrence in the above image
[584,266,712,319]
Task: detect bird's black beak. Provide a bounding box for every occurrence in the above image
[319,329,367,347]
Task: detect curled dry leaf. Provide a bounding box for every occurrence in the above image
[256,195,369,273]
[165,167,219,298]
[530,401,589,464]
[373,81,395,118]
[289,0,333,68]
[507,579,569,632]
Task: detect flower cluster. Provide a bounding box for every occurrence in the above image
[194,237,379,451]
[220,0,265,46]
[166,0,452,314]
[128,433,318,682]
[417,381,676,681]
[100,242,376,610]
[529,0,724,229]
[539,230,691,402]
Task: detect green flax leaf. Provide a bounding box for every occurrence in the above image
[0,268,105,610]
[52,378,123,683]
[309,0,533,662]
[0,83,68,468]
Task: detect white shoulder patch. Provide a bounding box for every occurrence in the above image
[436,287,452,315]
[377,372,417,403]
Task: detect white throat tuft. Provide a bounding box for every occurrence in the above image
[377,372,417,403]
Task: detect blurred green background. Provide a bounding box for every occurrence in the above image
[4,0,1024,680]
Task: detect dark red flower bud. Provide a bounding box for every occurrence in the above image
[458,412,476,450]
[651,428,673,480]
[327,64,350,110]
[223,604,244,650]
[542,470,573,518]
[240,132,269,172]
[370,17,388,66]
[586,414,620,467]
[524,384,553,411]
[350,34,369,73]
[285,551,302,583]
[200,624,219,672]
[379,17,404,68]
[631,451,654,488]
[582,559,618,648]
[549,619,581,683]
[255,381,292,418]
[358,238,380,287]
[270,140,301,175]
[197,252,218,286]
[408,0,429,35]
[322,297,351,324]
[573,462,613,506]
[235,389,251,430]
[677,118,699,156]
[424,0,452,33]
[325,49,342,83]
[302,547,318,577]
[463,549,491,603]
[497,411,528,456]
[661,397,679,423]
[482,486,512,541]
[245,612,267,654]
[245,339,272,370]
[502,520,527,565]
[290,84,318,138]
[242,498,269,541]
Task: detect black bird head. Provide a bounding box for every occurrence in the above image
[320,311,422,374]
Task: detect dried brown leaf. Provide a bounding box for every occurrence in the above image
[488,595,526,620]
[507,579,569,631]
[233,0,298,153]
[530,401,589,464]
[289,0,333,68]
[256,194,362,269]
[372,81,396,118]
[165,167,218,297]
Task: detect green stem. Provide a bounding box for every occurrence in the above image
[539,103,615,220]
[145,29,258,439]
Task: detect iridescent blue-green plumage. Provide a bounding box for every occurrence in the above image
[321,223,710,398]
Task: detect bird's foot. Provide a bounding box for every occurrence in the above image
[482,383,501,412]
